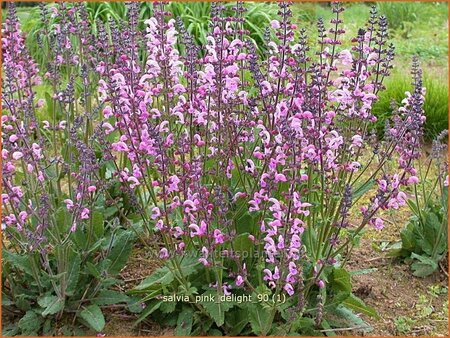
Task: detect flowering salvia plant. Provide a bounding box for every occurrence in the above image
[2,3,137,335]
[2,1,429,336]
[389,130,448,277]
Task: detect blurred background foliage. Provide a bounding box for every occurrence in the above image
[5,1,448,142]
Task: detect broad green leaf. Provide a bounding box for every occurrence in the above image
[290,316,315,333]
[200,290,234,327]
[40,295,65,316]
[91,211,104,238]
[94,290,129,305]
[65,250,81,296]
[2,294,13,306]
[86,262,101,279]
[160,299,177,314]
[400,222,417,253]
[331,306,373,333]
[132,266,173,292]
[2,323,20,336]
[55,207,71,233]
[411,253,438,277]
[321,319,337,336]
[236,213,255,234]
[342,294,379,318]
[127,297,145,314]
[406,199,420,217]
[18,311,43,335]
[325,290,351,310]
[175,306,194,336]
[80,305,105,332]
[233,233,254,258]
[134,300,162,326]
[225,306,250,335]
[179,255,201,277]
[302,226,318,256]
[2,250,34,276]
[353,179,375,200]
[330,268,352,293]
[107,230,135,274]
[248,303,272,336]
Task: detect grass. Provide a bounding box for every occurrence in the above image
[372,70,449,142]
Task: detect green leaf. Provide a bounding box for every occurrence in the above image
[94,290,129,305]
[236,213,255,234]
[225,306,249,335]
[208,328,223,336]
[233,233,254,259]
[325,290,351,310]
[127,297,145,314]
[80,305,105,332]
[39,295,65,316]
[331,306,373,333]
[353,179,375,200]
[179,255,201,277]
[248,303,272,336]
[175,306,194,336]
[321,319,337,336]
[86,262,101,279]
[400,221,417,253]
[55,207,71,233]
[2,294,13,306]
[91,211,104,238]
[18,311,43,335]
[342,294,379,318]
[160,299,177,313]
[330,268,352,293]
[406,199,420,217]
[2,250,34,276]
[134,300,162,326]
[303,226,318,257]
[2,323,20,336]
[132,266,173,292]
[200,290,234,327]
[106,230,135,274]
[411,253,438,277]
[65,250,81,296]
[290,316,315,333]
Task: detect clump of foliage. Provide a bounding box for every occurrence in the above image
[376,1,423,31]
[390,131,448,277]
[1,1,433,336]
